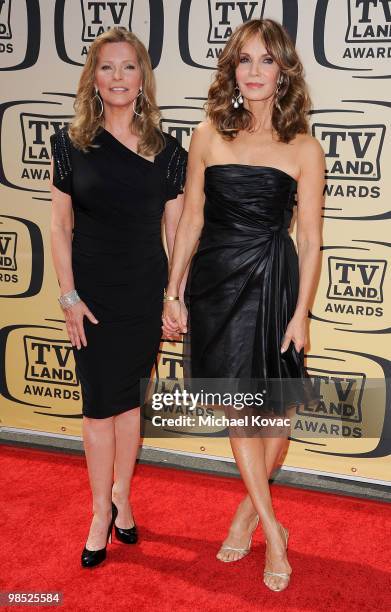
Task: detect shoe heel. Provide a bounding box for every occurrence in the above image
[108,502,118,545]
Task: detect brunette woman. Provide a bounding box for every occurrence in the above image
[162,19,324,592]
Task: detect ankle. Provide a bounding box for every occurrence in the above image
[112,485,129,503]
[236,500,258,522]
[229,514,258,536]
[112,495,129,507]
[90,511,112,527]
[265,520,284,542]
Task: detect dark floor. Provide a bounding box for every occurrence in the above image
[1,429,390,502]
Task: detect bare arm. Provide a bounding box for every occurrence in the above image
[50,158,75,295]
[50,158,98,349]
[166,125,207,295]
[281,136,325,352]
[164,193,188,301]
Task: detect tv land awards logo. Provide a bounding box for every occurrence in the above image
[54,0,163,67]
[295,369,365,437]
[20,113,70,170]
[0,215,44,298]
[311,101,391,220]
[314,0,391,77]
[0,323,81,414]
[300,349,391,459]
[0,0,40,70]
[19,112,71,186]
[179,0,298,69]
[0,97,72,192]
[309,240,390,328]
[24,336,78,387]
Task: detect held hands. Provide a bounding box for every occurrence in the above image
[280,313,308,354]
[162,300,188,340]
[62,301,98,349]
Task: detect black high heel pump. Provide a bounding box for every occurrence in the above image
[112,501,138,544]
[81,501,118,568]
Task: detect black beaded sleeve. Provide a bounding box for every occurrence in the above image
[162,133,188,201]
[50,127,72,195]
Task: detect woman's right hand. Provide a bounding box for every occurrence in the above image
[62,301,99,349]
[162,301,188,340]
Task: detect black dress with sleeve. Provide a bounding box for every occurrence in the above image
[50,126,187,418]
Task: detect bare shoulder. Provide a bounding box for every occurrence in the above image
[192,120,216,142]
[293,133,325,162]
[189,120,216,164]
[290,134,325,188]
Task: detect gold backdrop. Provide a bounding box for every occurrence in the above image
[0,0,390,484]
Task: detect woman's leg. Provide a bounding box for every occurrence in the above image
[217,435,288,562]
[82,415,116,550]
[112,407,141,528]
[229,435,292,590]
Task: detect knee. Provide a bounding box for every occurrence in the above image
[83,414,115,429]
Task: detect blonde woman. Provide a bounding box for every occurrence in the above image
[50,27,187,568]
[163,19,324,592]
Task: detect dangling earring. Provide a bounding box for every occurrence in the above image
[232,84,243,109]
[93,86,104,118]
[274,75,284,112]
[133,87,143,117]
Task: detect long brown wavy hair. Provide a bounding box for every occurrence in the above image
[206,19,311,143]
[69,27,164,155]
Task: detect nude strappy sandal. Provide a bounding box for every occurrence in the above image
[263,523,291,592]
[216,515,259,563]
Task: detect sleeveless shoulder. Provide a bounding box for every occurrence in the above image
[50,126,72,195]
[157,132,188,201]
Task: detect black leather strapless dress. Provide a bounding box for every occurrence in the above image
[184,164,313,415]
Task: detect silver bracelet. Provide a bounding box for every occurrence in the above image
[58,289,81,309]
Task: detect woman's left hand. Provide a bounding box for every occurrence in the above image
[280,313,308,353]
[162,300,188,340]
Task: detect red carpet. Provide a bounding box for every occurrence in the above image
[0,444,390,612]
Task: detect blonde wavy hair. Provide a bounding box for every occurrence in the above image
[69,27,164,155]
[206,19,311,143]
